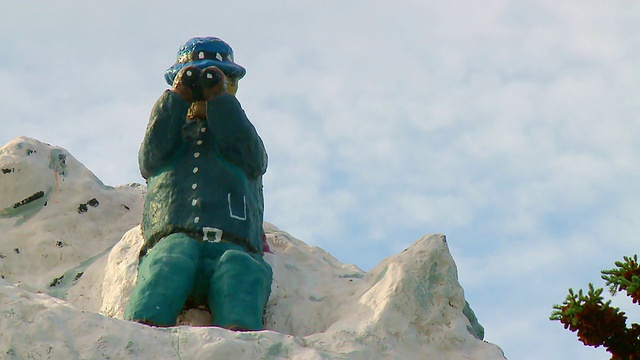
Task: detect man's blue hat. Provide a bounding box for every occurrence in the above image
[165,37,246,85]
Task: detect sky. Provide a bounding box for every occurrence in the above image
[1,1,639,358]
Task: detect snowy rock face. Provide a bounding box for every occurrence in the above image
[0,137,505,359]
[0,137,144,291]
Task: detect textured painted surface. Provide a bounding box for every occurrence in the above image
[138,91,267,255]
[0,137,143,290]
[9,223,505,359]
[128,43,270,329]
[125,234,271,329]
[0,139,505,357]
[164,37,247,85]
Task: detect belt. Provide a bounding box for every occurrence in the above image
[185,227,259,253]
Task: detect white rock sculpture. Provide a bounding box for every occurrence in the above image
[0,137,505,359]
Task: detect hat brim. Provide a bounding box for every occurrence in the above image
[165,59,246,85]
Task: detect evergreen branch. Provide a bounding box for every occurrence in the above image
[602,254,640,304]
[551,256,640,359]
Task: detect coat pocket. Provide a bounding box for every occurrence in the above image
[228,193,247,221]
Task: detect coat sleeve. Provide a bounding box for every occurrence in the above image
[207,94,268,179]
[138,91,189,179]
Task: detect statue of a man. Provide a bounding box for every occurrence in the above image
[125,37,272,330]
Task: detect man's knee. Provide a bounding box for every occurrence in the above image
[151,233,200,255]
[141,233,200,269]
[217,249,271,278]
[125,233,201,326]
[208,249,272,330]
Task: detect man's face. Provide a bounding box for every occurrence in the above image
[225,77,239,96]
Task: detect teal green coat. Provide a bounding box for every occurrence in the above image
[139,91,267,254]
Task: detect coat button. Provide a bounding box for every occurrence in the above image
[200,128,206,133]
[194,217,200,223]
[192,199,198,206]
[197,140,203,145]
[194,152,200,158]
[193,167,199,173]
[192,183,197,189]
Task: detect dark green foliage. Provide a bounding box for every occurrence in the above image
[602,255,640,304]
[551,256,640,359]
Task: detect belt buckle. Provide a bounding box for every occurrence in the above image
[202,227,223,242]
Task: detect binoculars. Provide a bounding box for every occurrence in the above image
[177,65,224,101]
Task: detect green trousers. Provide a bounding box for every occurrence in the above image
[124,233,272,329]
